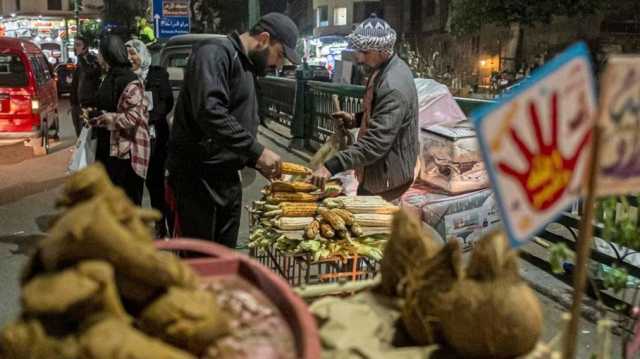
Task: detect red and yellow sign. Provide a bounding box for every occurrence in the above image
[473,42,597,246]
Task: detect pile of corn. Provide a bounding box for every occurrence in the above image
[249,162,397,261]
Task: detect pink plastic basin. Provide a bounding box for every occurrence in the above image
[154,239,321,359]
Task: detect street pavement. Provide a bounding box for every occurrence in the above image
[0,99,623,357]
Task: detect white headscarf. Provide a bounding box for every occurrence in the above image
[125,39,152,81]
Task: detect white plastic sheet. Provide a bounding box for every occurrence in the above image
[414,78,466,129]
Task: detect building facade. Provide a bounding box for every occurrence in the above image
[312,0,381,37]
[383,0,640,95]
[0,0,101,17]
[287,0,314,36]
[0,0,101,65]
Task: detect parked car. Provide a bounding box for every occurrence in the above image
[159,33,227,104]
[0,37,60,154]
[55,61,76,96]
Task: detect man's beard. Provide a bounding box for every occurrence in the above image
[249,46,271,76]
[357,63,375,77]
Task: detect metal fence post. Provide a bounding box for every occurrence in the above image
[292,64,312,150]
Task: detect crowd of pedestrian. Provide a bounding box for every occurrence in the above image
[71,12,421,249]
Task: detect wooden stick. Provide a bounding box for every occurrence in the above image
[293,275,381,298]
[332,94,341,112]
[564,124,602,359]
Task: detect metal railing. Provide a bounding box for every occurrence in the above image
[306,80,364,147]
[257,75,491,151]
[258,77,297,138]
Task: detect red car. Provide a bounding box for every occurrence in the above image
[0,37,60,154]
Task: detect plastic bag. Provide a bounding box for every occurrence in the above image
[414,78,466,129]
[68,126,96,173]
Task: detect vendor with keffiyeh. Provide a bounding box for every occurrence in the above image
[311,14,419,202]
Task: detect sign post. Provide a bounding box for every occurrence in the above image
[152,0,190,39]
[592,55,640,358]
[473,43,598,357]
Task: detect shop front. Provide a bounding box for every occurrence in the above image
[0,16,90,66]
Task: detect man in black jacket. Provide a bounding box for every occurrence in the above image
[70,36,101,137]
[167,13,300,248]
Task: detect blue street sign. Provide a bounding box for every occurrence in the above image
[152,0,190,38]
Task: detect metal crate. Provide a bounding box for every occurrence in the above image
[250,246,380,287]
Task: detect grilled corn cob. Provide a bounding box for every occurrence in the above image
[305,220,321,239]
[323,198,344,209]
[324,196,395,213]
[281,162,312,176]
[353,214,393,227]
[318,207,347,232]
[278,203,319,217]
[267,192,318,203]
[337,230,352,241]
[272,217,315,230]
[350,223,364,237]
[331,208,354,226]
[320,222,336,238]
[271,181,318,193]
[333,196,386,204]
[343,204,399,214]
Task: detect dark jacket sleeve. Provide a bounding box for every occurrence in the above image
[325,88,406,175]
[189,43,264,161]
[70,67,79,105]
[148,67,173,123]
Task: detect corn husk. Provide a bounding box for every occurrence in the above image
[78,317,196,359]
[54,164,160,241]
[401,240,464,345]
[380,210,442,297]
[38,197,198,295]
[22,260,129,325]
[309,113,354,170]
[139,287,230,355]
[0,320,78,359]
[437,232,543,358]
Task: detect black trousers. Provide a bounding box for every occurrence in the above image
[71,104,83,137]
[169,169,242,249]
[145,138,168,235]
[106,157,145,206]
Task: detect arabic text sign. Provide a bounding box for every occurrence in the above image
[597,56,640,196]
[472,43,597,246]
[153,0,190,38]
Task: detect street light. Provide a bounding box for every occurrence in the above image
[480,60,486,67]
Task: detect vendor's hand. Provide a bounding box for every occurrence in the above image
[256,148,282,179]
[311,166,332,190]
[89,112,115,128]
[331,111,355,129]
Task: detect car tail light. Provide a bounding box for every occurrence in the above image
[31,98,40,113]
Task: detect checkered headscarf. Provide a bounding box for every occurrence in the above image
[347,14,396,55]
